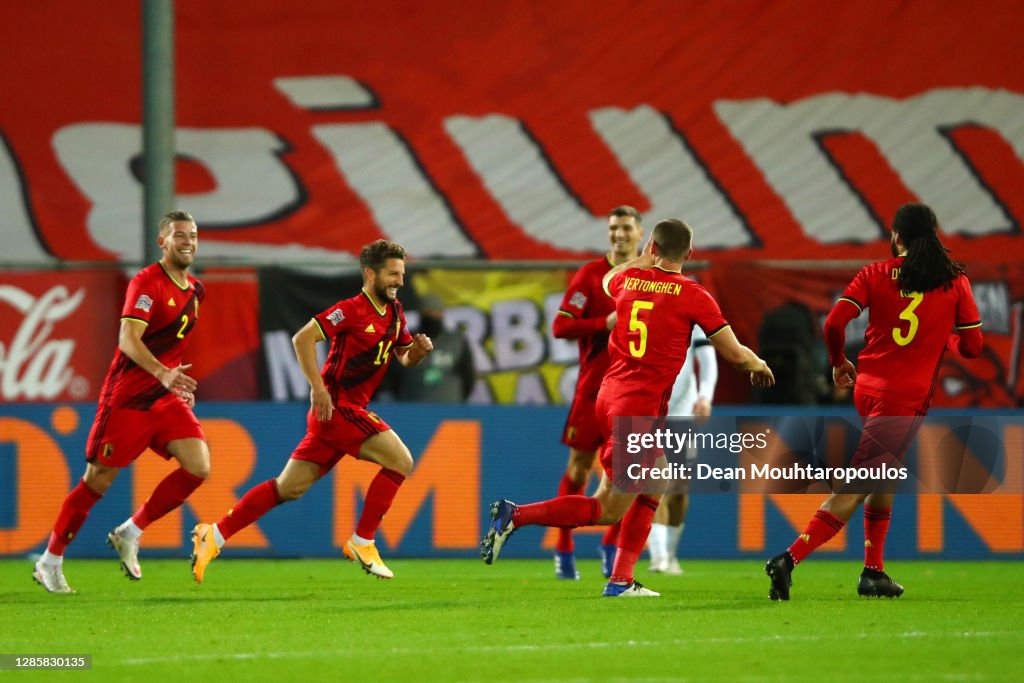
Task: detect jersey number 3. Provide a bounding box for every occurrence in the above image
[628,301,655,358]
[892,291,923,346]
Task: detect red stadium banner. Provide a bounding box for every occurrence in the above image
[1,1,1023,265]
[707,262,1024,407]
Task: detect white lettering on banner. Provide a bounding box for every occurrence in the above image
[12,85,1015,265]
[263,330,329,401]
[0,285,85,400]
[311,123,477,257]
[514,372,549,404]
[445,306,492,373]
[0,134,53,261]
[53,124,303,261]
[714,88,1023,241]
[559,364,580,403]
[588,106,751,247]
[491,299,544,370]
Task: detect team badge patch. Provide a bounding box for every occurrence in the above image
[327,309,345,325]
[569,292,587,309]
[134,294,153,312]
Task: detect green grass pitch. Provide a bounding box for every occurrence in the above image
[1,558,1021,682]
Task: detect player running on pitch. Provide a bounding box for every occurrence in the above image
[190,240,432,583]
[550,205,644,579]
[765,203,983,600]
[482,219,774,597]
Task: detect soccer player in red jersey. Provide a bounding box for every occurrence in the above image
[190,240,433,583]
[33,211,209,593]
[765,203,984,600]
[550,205,643,580]
[482,219,774,596]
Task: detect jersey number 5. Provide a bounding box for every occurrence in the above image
[628,301,655,358]
[892,291,923,346]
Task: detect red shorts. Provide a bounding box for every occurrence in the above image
[850,390,924,469]
[561,393,603,451]
[595,394,664,485]
[290,404,392,476]
[86,397,205,468]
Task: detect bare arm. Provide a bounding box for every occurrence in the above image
[707,326,775,387]
[396,333,434,367]
[292,319,332,422]
[119,319,197,393]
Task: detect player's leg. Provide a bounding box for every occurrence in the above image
[342,429,413,579]
[109,400,209,580]
[106,436,209,581]
[480,487,606,566]
[33,462,118,593]
[594,465,663,597]
[858,491,903,598]
[765,491,865,600]
[554,447,596,579]
[192,430,330,583]
[662,491,688,575]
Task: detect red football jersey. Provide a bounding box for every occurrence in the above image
[556,256,615,400]
[599,266,728,410]
[313,290,414,409]
[841,256,981,412]
[100,263,205,410]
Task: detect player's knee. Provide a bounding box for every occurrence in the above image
[82,468,116,495]
[393,448,414,476]
[566,464,588,485]
[276,479,309,502]
[183,461,211,480]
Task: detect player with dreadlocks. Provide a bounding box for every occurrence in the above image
[765,203,984,600]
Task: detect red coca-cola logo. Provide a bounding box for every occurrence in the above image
[0,285,89,401]
[0,271,123,403]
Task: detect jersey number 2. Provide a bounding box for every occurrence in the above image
[892,291,923,346]
[176,314,189,339]
[628,301,654,358]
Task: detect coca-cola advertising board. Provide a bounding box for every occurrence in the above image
[0,271,122,402]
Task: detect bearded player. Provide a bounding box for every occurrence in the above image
[765,203,983,600]
[483,219,774,597]
[550,205,643,580]
[34,211,208,593]
[190,240,433,583]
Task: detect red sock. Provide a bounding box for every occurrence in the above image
[513,496,601,528]
[863,505,892,571]
[601,519,621,546]
[787,509,846,565]
[131,468,204,530]
[218,479,283,542]
[610,495,658,584]
[47,479,103,555]
[555,473,585,553]
[356,469,405,539]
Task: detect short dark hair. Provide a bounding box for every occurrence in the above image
[360,239,407,272]
[652,219,692,262]
[608,205,641,223]
[159,210,195,234]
